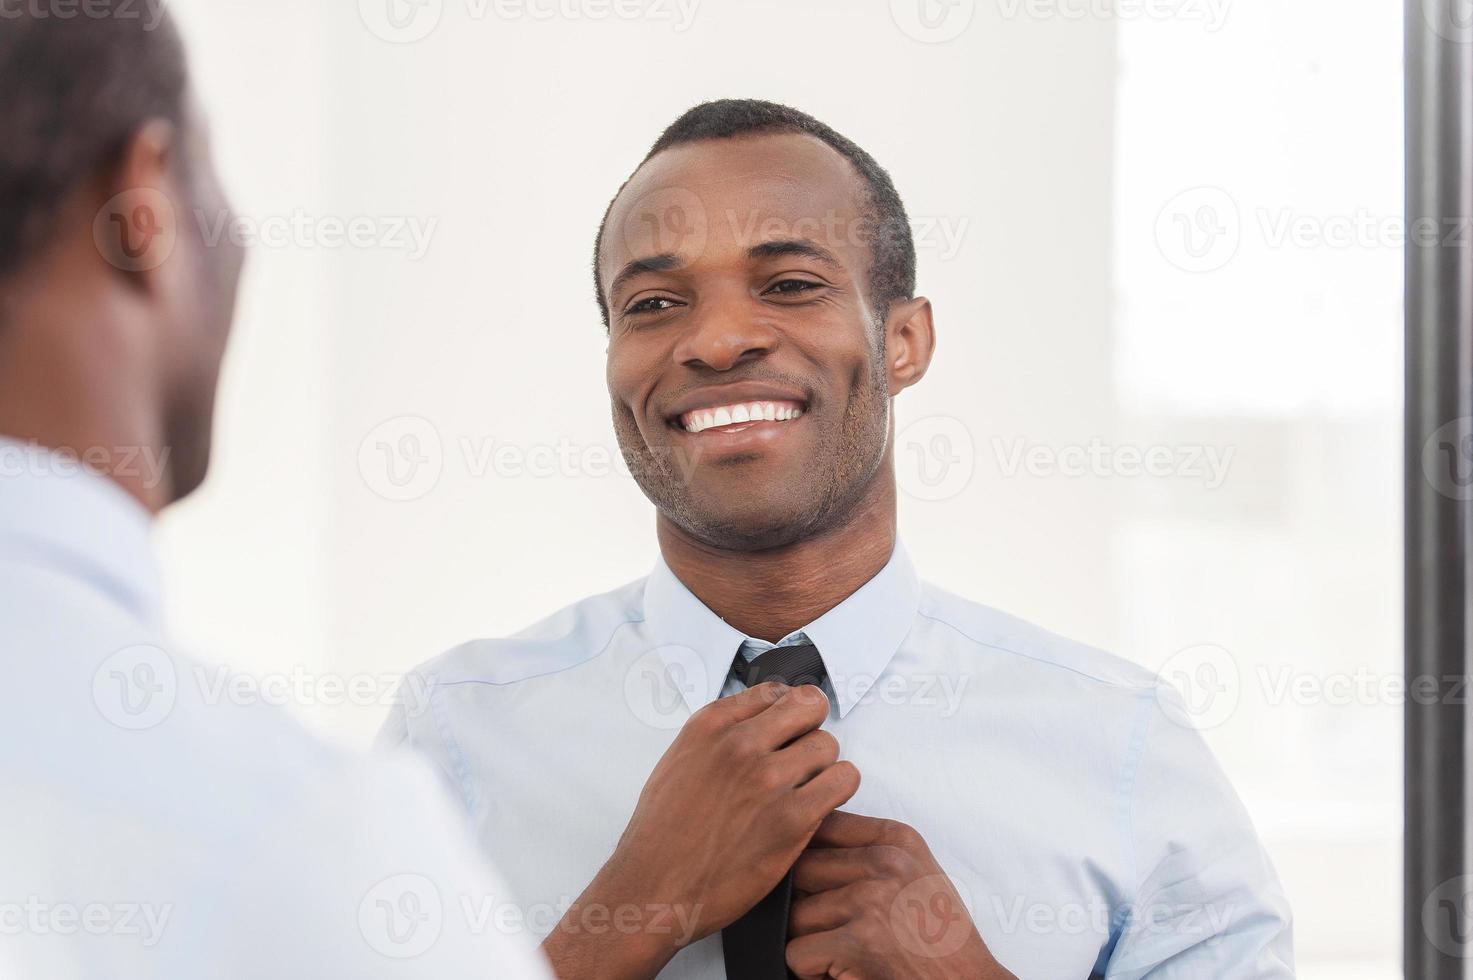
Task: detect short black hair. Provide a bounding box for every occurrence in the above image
[0,0,189,285]
[593,99,916,328]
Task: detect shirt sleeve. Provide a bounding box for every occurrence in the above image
[377,669,476,812]
[1105,683,1295,979]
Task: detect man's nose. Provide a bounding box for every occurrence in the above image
[672,295,780,372]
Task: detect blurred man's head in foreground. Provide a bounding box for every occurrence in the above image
[0,0,242,508]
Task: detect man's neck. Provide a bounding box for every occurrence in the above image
[656,476,898,643]
[0,293,167,515]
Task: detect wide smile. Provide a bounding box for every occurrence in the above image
[659,384,813,456]
[673,399,806,435]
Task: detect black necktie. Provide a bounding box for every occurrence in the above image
[721,641,827,980]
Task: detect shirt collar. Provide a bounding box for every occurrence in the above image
[0,437,163,630]
[642,541,921,718]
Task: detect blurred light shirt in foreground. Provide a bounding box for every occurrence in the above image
[0,439,550,979]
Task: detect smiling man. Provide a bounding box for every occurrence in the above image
[382,99,1294,979]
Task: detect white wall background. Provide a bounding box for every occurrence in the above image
[157,1,1403,974]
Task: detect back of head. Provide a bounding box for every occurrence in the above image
[0,1,243,508]
[0,0,188,289]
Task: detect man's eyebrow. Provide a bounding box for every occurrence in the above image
[608,254,683,300]
[748,239,842,268]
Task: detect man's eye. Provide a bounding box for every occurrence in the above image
[766,279,823,296]
[625,296,681,315]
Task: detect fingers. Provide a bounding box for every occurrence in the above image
[786,927,861,979]
[792,758,861,818]
[790,844,872,894]
[770,728,841,787]
[807,808,899,849]
[788,881,870,937]
[706,681,792,723]
[736,683,831,749]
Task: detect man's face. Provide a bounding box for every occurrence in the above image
[601,132,894,551]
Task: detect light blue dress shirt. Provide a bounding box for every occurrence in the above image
[0,440,550,979]
[383,542,1294,978]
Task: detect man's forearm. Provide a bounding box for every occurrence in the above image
[538,862,684,980]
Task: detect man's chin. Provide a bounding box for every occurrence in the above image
[665,499,819,553]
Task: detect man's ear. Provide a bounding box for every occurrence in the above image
[91,118,182,288]
[883,296,936,395]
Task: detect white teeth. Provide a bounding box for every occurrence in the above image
[681,400,804,433]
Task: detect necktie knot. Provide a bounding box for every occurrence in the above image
[730,640,827,689]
